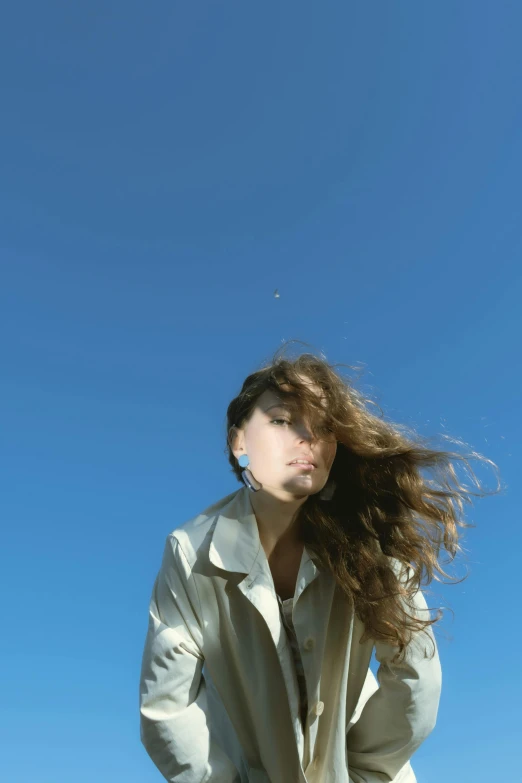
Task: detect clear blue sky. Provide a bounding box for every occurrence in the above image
[1,2,520,782]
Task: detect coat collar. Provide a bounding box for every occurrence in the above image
[208,486,323,585]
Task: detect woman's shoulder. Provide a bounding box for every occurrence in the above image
[166,487,243,561]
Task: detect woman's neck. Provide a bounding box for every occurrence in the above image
[248,489,307,557]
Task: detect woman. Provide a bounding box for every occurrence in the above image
[139,344,497,783]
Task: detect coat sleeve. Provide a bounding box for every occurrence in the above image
[139,534,241,783]
[346,581,442,783]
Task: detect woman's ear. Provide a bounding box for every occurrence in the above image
[228,425,242,457]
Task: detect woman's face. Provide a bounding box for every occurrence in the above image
[230,380,337,499]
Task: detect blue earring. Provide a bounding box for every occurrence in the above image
[238,454,261,492]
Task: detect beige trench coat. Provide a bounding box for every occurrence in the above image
[139,487,442,783]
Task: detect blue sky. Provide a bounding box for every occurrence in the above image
[1,2,520,781]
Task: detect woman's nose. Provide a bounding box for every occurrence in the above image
[296,423,314,442]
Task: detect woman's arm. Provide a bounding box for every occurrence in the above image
[139,535,241,783]
[346,586,442,783]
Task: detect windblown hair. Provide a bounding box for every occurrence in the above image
[225,341,500,663]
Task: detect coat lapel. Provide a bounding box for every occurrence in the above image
[208,487,323,652]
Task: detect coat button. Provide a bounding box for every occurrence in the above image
[304,637,315,650]
[314,701,324,716]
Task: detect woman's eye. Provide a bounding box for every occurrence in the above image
[272,418,291,426]
[318,425,336,439]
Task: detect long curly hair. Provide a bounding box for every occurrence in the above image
[225,341,500,663]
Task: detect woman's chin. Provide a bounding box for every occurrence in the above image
[278,477,318,496]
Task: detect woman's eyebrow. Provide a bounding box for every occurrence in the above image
[264,402,330,426]
[264,402,291,412]
[264,402,325,418]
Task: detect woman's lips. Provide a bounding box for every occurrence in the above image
[288,463,315,471]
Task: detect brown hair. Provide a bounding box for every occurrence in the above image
[225,340,500,663]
